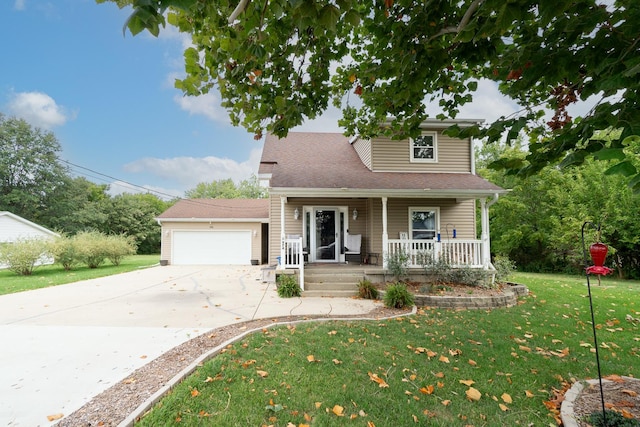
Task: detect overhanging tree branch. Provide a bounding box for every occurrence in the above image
[427,0,485,42]
[228,0,252,24]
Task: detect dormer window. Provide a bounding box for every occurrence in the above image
[410,132,437,162]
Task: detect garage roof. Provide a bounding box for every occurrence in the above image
[157,199,269,222]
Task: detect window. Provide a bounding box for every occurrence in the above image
[409,208,439,240]
[410,132,437,162]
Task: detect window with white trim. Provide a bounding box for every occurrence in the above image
[410,132,437,162]
[409,207,439,240]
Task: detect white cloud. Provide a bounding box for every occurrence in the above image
[13,0,26,11]
[423,79,520,124]
[7,91,73,129]
[107,181,183,199]
[123,147,263,194]
[294,104,344,133]
[173,92,228,123]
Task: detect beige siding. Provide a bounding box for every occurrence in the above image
[160,221,264,264]
[367,198,476,257]
[267,196,369,264]
[370,132,471,173]
[352,138,372,170]
[268,196,477,264]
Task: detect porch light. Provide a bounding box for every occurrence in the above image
[294,208,300,220]
[352,208,358,220]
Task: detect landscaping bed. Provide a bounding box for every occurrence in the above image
[376,281,528,309]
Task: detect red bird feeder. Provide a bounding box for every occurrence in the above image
[586,242,612,276]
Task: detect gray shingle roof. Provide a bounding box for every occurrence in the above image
[157,199,269,220]
[259,132,504,195]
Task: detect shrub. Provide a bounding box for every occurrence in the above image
[422,254,453,286]
[386,249,409,281]
[383,282,414,309]
[74,231,109,268]
[448,266,487,287]
[104,234,137,266]
[0,238,51,276]
[48,236,79,271]
[493,255,516,283]
[588,410,640,427]
[276,274,301,298]
[358,279,378,300]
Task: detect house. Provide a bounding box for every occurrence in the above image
[156,198,269,265]
[258,119,507,280]
[0,211,60,268]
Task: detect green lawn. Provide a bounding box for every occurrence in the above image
[0,255,160,295]
[137,272,640,426]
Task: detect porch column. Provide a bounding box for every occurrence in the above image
[280,196,286,269]
[480,198,490,269]
[382,197,388,268]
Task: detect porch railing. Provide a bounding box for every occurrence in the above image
[387,239,483,268]
[283,237,305,290]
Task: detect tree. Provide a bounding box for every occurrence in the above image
[100,193,170,254]
[0,114,69,224]
[100,0,640,187]
[44,176,110,234]
[477,138,640,278]
[184,175,266,199]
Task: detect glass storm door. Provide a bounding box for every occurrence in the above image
[313,209,338,262]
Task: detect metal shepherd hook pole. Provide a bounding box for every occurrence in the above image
[581,221,607,423]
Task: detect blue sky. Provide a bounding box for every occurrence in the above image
[6,0,602,200]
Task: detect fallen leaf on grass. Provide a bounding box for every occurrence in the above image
[419,385,434,395]
[191,388,200,397]
[368,372,389,388]
[442,400,451,406]
[501,393,512,403]
[499,403,509,411]
[466,387,482,401]
[332,405,345,416]
[307,355,316,362]
[439,355,450,363]
[460,379,475,386]
[525,390,535,398]
[256,370,269,378]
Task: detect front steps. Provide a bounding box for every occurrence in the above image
[301,268,366,297]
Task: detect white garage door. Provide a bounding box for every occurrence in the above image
[172,231,252,265]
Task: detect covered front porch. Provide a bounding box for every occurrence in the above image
[275,193,500,291]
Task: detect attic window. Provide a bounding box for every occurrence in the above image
[410,132,437,162]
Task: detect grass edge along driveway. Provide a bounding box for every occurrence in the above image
[0,255,159,296]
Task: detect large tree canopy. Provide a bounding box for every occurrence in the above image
[100,0,640,188]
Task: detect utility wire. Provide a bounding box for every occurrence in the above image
[59,158,268,212]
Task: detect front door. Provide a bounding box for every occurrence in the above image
[306,207,347,262]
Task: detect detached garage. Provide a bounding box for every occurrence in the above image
[156,199,269,266]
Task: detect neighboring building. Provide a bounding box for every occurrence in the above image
[156,198,269,265]
[258,119,506,269]
[0,211,59,268]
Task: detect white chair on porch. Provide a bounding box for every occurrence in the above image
[345,233,362,264]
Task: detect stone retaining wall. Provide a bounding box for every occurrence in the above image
[381,283,528,310]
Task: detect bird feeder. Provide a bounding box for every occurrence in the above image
[585,242,612,276]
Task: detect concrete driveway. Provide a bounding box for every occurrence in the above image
[0,265,378,426]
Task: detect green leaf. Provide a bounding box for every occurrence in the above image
[593,148,626,161]
[319,5,341,32]
[604,161,637,177]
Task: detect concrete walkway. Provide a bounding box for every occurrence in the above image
[0,265,379,426]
